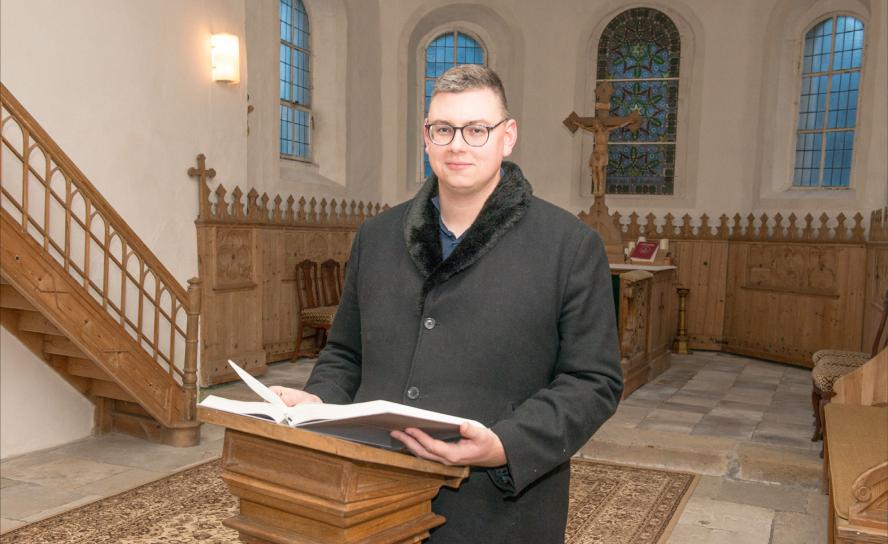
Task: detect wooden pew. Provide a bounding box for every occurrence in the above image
[823,348,888,544]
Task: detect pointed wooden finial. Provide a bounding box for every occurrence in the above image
[187,154,216,221]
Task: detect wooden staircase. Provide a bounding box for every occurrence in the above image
[0,83,201,446]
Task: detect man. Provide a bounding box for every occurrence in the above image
[271,64,622,543]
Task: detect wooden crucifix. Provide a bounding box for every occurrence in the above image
[563,81,642,197]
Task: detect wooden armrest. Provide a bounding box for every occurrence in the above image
[849,461,888,530]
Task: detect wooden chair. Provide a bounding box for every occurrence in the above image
[319,259,342,306]
[812,290,888,441]
[822,350,887,543]
[295,259,338,358]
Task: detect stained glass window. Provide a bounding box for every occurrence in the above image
[793,16,863,188]
[596,8,680,195]
[422,32,485,179]
[280,0,311,160]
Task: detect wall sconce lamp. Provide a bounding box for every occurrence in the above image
[211,33,240,83]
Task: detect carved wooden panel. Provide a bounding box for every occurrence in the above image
[578,196,624,261]
[198,226,263,385]
[744,244,839,296]
[214,228,255,290]
[619,271,652,397]
[723,242,866,367]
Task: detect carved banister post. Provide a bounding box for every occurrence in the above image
[184,277,202,421]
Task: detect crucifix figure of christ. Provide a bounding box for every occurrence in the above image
[563,81,642,197]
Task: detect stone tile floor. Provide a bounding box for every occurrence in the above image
[579,352,826,544]
[1,353,826,543]
[0,358,316,534]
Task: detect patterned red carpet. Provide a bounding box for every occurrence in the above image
[1,457,696,544]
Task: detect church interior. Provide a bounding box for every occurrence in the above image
[1,0,886,542]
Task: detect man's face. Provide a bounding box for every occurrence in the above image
[424,88,517,198]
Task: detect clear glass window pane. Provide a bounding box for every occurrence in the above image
[421,31,485,180]
[793,16,863,187]
[280,0,311,159]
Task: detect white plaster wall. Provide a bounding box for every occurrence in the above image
[1,328,94,459]
[245,0,363,203]
[754,0,887,214]
[370,0,886,220]
[1,0,247,457]
[1,0,884,459]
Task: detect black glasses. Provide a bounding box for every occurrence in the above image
[425,118,509,147]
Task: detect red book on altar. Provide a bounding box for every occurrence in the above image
[629,240,659,264]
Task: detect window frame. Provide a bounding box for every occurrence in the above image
[280,0,313,163]
[595,7,682,196]
[790,14,865,190]
[416,27,488,182]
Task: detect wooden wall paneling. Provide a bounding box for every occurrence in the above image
[198,225,265,385]
[863,242,887,353]
[722,242,866,367]
[646,269,677,378]
[722,242,747,358]
[261,228,301,363]
[260,228,356,363]
[189,163,385,385]
[672,240,728,350]
[836,245,868,353]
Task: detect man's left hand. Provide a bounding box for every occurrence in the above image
[390,422,507,467]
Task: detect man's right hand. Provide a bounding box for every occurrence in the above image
[268,386,322,407]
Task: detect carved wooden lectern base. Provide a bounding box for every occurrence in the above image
[199,408,468,544]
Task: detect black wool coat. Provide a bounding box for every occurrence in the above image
[304,161,623,543]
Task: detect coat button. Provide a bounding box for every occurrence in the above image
[406,386,420,400]
[423,317,436,330]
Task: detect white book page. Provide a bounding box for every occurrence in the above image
[227,359,289,409]
[199,395,287,423]
[283,400,483,428]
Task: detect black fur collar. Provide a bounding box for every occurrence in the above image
[403,161,533,303]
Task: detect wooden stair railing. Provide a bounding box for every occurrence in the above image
[0,83,201,446]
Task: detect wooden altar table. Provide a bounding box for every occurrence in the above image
[609,264,678,398]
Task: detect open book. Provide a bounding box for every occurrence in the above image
[199,360,482,450]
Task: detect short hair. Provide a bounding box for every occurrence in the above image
[432,64,510,118]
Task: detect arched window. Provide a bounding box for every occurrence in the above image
[280,0,311,160]
[422,31,485,179]
[596,8,680,195]
[793,16,864,188]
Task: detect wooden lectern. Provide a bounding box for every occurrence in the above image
[199,407,469,544]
